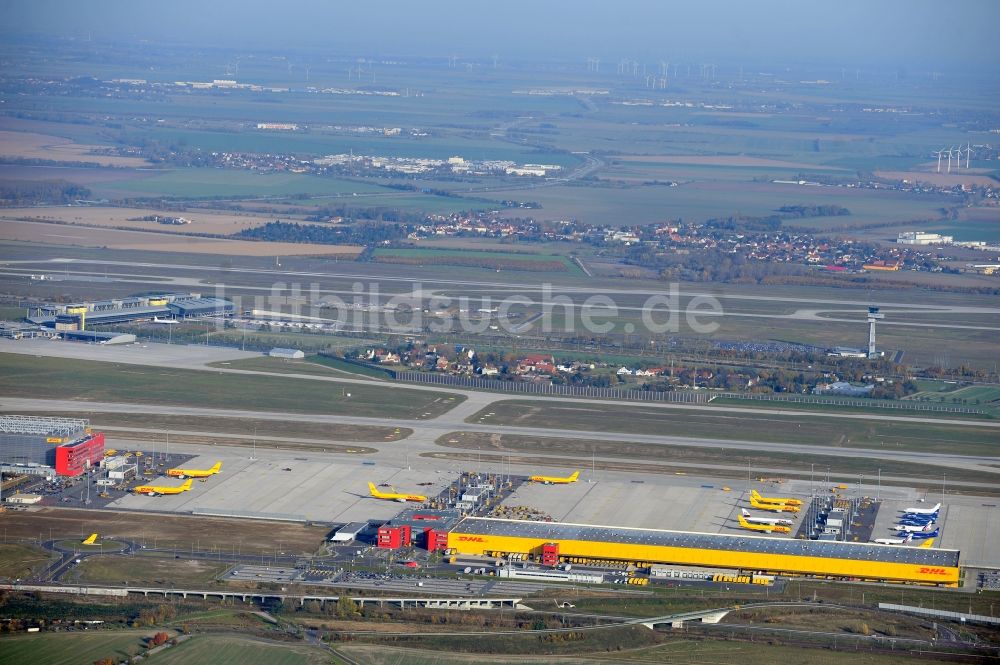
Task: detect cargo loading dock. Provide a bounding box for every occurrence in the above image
[442,517,960,586]
[82,435,979,586]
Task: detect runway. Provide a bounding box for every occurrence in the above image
[2,339,996,433]
[6,257,1000,314]
[3,396,998,476]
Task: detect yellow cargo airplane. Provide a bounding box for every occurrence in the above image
[81,533,98,545]
[751,489,803,506]
[738,513,791,534]
[167,461,222,479]
[134,478,193,496]
[368,482,427,503]
[750,496,800,513]
[528,470,580,485]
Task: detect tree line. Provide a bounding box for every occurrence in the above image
[235,220,407,245]
[0,179,92,206]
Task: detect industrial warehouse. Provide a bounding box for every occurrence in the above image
[371,509,961,586]
[0,415,104,477]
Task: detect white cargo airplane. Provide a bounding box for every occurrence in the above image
[873,534,913,545]
[152,317,178,324]
[894,522,936,533]
[740,509,793,527]
[903,502,940,516]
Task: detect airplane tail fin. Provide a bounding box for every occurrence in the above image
[211,462,222,472]
[920,538,934,548]
[931,503,941,512]
[182,479,193,490]
[368,482,378,496]
[569,471,580,481]
[741,508,750,517]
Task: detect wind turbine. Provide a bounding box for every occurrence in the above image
[934,149,943,173]
[946,146,953,173]
[965,143,972,169]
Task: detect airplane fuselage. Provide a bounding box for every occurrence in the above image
[894,523,935,533]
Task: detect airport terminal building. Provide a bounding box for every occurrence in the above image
[30,292,234,330]
[0,415,105,477]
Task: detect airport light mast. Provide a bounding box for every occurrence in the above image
[867,306,884,359]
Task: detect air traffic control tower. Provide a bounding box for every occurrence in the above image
[867,306,884,358]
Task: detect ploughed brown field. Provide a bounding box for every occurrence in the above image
[0,130,152,168]
[0,219,362,257]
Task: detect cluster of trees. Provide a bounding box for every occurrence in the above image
[303,205,437,224]
[625,247,809,284]
[300,597,359,619]
[704,214,783,232]
[235,220,406,245]
[777,204,851,218]
[0,179,92,206]
[132,603,175,628]
[922,365,995,380]
[870,380,920,399]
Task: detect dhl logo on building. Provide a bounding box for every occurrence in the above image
[918,567,949,576]
[455,535,486,543]
[47,437,65,444]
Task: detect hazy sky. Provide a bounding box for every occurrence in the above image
[3,0,999,68]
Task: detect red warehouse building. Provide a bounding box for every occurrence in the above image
[54,431,106,476]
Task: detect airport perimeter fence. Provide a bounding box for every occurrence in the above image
[393,371,711,403]
[713,392,985,415]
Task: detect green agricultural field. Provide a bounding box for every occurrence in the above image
[469,400,999,456]
[305,354,396,380]
[91,168,391,199]
[202,329,375,353]
[64,554,229,587]
[505,178,948,226]
[944,385,1000,404]
[0,353,462,419]
[145,634,328,665]
[46,416,395,449]
[372,246,579,274]
[208,355,389,380]
[338,641,931,665]
[0,631,161,665]
[0,306,28,321]
[0,543,56,579]
[903,383,1000,417]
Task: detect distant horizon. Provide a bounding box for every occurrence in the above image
[2,0,999,72]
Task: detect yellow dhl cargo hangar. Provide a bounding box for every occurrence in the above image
[444,517,961,586]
